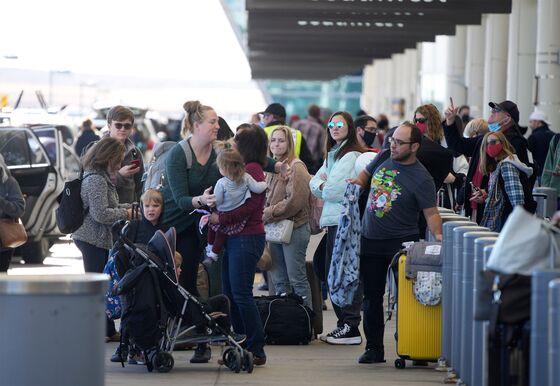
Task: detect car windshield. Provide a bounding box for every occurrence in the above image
[0,129,49,168]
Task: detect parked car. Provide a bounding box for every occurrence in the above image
[0,125,80,263]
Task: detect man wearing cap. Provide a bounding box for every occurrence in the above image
[442,99,531,222]
[260,103,316,173]
[528,110,554,180]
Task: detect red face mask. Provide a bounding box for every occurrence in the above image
[486,142,503,158]
[415,121,427,135]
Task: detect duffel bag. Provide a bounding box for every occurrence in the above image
[255,293,314,345]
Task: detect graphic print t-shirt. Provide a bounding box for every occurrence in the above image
[362,158,436,240]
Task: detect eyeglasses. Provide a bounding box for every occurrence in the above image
[327,121,344,129]
[487,139,501,145]
[388,137,414,146]
[491,107,504,114]
[414,117,427,124]
[363,125,377,132]
[113,122,133,130]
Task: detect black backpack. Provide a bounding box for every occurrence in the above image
[255,294,314,345]
[55,172,95,234]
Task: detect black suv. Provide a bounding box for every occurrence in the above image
[0,126,80,263]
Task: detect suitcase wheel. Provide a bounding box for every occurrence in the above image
[394,358,406,369]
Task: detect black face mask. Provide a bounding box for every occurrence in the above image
[362,131,376,147]
[461,114,471,124]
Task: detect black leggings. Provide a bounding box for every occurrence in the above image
[176,224,203,297]
[74,239,116,337]
[0,249,14,272]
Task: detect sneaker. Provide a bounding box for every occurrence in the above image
[358,349,386,364]
[256,282,268,291]
[319,325,343,342]
[230,332,247,344]
[128,350,145,365]
[190,345,211,363]
[110,346,128,363]
[326,324,362,345]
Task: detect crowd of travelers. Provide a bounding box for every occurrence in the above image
[2,96,559,370]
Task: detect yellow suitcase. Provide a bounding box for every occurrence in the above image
[394,254,441,369]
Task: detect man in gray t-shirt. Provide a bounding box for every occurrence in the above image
[349,122,442,364]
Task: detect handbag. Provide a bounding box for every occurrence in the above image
[0,218,28,248]
[265,219,294,244]
[474,270,532,325]
[486,206,560,275]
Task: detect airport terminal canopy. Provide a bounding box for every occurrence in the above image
[246,0,512,80]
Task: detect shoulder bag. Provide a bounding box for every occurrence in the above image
[0,218,28,248]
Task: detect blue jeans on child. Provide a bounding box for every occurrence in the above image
[222,234,266,358]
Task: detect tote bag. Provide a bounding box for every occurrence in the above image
[486,206,560,275]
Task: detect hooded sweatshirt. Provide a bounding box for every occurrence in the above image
[481,154,533,231]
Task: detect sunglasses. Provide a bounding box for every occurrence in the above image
[327,121,344,129]
[113,122,133,130]
[388,137,414,146]
[491,107,504,114]
[414,117,427,124]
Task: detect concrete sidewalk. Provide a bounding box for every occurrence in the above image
[105,233,443,385]
[105,295,443,386]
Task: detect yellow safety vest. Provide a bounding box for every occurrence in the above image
[264,125,303,157]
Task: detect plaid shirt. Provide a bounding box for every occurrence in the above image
[481,161,525,231]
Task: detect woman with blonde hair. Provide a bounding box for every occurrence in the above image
[463,118,489,139]
[264,125,313,308]
[471,131,534,231]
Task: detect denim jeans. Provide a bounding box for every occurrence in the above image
[269,223,312,308]
[222,234,266,358]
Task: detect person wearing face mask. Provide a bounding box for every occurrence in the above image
[443,98,531,223]
[458,105,472,125]
[472,132,535,231]
[414,104,468,210]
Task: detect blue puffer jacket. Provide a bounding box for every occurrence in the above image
[328,183,361,307]
[309,141,360,228]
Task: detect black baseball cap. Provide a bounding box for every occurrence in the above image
[488,100,519,124]
[260,103,286,119]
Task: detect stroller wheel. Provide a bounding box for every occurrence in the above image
[152,352,174,373]
[223,348,242,373]
[242,350,254,374]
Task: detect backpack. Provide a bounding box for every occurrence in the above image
[55,172,96,234]
[143,139,192,191]
[104,248,122,320]
[254,293,314,345]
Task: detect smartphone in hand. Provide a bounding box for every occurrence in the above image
[130,159,141,168]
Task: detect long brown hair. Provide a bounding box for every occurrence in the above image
[325,111,365,164]
[414,104,443,142]
[82,137,125,173]
[269,125,296,164]
[478,131,515,175]
[234,124,268,167]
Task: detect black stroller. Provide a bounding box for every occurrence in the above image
[112,220,254,373]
